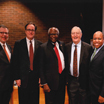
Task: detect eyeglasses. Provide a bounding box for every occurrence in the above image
[0,32,9,35]
[26,29,35,32]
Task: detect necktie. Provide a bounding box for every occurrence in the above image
[54,43,62,74]
[3,44,10,62]
[29,41,33,71]
[73,45,77,77]
[91,48,96,61]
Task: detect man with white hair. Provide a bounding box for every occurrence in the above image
[39,27,66,104]
[65,26,92,104]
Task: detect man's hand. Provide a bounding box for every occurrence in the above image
[98,95,104,103]
[43,84,51,92]
[16,79,21,87]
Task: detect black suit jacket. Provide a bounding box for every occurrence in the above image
[89,45,104,97]
[65,41,92,90]
[39,40,66,90]
[12,38,42,88]
[0,43,13,91]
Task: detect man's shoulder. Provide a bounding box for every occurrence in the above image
[15,38,25,43]
[65,42,72,47]
[35,39,42,45]
[40,42,47,47]
[82,41,92,48]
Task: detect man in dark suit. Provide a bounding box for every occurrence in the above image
[0,25,13,104]
[12,22,42,104]
[89,31,104,104]
[65,26,92,104]
[39,27,66,104]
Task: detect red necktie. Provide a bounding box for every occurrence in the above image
[73,45,77,77]
[54,43,62,74]
[3,44,10,62]
[29,41,33,71]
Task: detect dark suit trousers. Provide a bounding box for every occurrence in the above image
[45,86,65,104]
[0,88,12,104]
[45,74,65,104]
[68,75,89,104]
[18,72,39,104]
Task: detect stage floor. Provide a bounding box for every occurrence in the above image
[11,86,69,104]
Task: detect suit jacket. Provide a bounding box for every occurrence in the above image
[65,41,92,90]
[12,38,42,89]
[0,43,13,91]
[89,45,104,97]
[39,40,66,90]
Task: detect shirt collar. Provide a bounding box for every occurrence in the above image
[0,42,6,47]
[95,43,104,51]
[72,41,81,47]
[26,37,34,44]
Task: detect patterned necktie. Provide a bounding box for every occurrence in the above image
[29,41,33,71]
[54,43,62,74]
[3,44,10,62]
[91,48,96,61]
[73,45,77,77]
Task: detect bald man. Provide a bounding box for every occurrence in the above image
[89,31,104,104]
[39,27,66,104]
[65,26,92,104]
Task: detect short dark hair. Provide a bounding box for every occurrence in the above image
[25,22,37,31]
[0,24,8,29]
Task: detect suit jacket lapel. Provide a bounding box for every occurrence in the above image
[91,46,104,62]
[0,44,9,63]
[47,40,57,58]
[33,39,39,58]
[58,41,64,53]
[21,38,30,62]
[79,42,85,66]
[68,43,72,66]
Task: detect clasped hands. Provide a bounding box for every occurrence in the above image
[43,84,51,92]
[98,95,104,103]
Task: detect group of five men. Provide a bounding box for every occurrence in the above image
[0,22,104,104]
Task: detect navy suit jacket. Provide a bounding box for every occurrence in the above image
[89,45,104,97]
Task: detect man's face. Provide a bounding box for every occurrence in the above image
[71,27,82,44]
[93,32,103,48]
[25,24,35,40]
[0,27,9,44]
[48,28,59,43]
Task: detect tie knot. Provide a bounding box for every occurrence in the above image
[30,41,32,44]
[75,45,77,47]
[3,44,5,48]
[94,48,96,51]
[54,43,56,46]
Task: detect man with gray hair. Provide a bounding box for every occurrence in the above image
[39,27,66,104]
[65,26,92,104]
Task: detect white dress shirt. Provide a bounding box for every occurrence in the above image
[70,41,81,77]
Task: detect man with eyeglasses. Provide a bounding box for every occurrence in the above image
[0,25,13,104]
[39,27,66,104]
[65,26,92,104]
[12,22,42,104]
